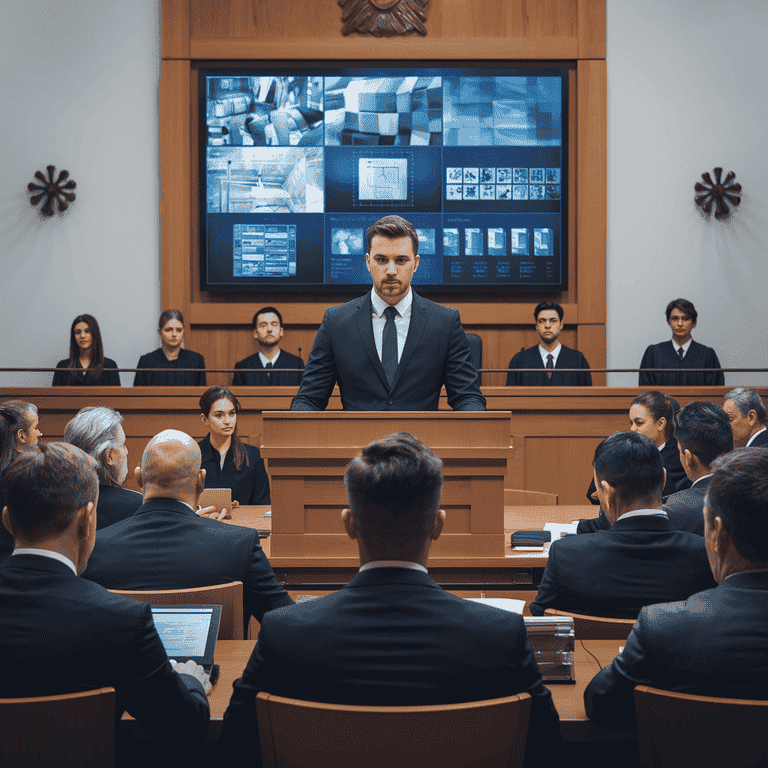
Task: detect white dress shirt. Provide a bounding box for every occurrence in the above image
[259,349,282,367]
[747,427,767,447]
[538,342,562,367]
[358,560,428,574]
[371,288,412,364]
[673,338,693,358]
[13,548,78,575]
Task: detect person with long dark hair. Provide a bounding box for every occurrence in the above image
[134,309,207,386]
[198,386,270,505]
[52,314,120,386]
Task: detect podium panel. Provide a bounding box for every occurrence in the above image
[261,412,512,562]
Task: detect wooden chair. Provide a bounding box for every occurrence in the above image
[543,608,635,640]
[634,685,768,768]
[0,687,116,768]
[505,489,558,505]
[109,580,245,640]
[256,692,532,768]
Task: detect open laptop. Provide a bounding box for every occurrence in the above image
[150,604,222,675]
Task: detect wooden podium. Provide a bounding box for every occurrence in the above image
[261,412,512,562]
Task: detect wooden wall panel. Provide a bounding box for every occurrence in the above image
[161,0,190,58]
[577,0,607,58]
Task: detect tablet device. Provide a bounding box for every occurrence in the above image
[151,604,222,673]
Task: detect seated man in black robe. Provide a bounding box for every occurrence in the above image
[639,298,724,385]
[507,301,592,386]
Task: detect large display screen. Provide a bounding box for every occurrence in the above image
[199,64,568,293]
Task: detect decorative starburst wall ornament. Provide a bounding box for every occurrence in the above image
[28,165,76,217]
[694,167,741,220]
[339,0,429,36]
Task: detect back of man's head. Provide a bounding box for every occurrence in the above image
[64,406,123,485]
[707,448,768,565]
[593,431,665,507]
[344,432,442,555]
[140,430,201,497]
[675,401,733,467]
[4,443,98,541]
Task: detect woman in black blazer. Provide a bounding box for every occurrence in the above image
[52,314,120,386]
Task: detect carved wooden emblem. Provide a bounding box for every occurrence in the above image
[28,165,76,217]
[339,0,429,36]
[695,168,741,220]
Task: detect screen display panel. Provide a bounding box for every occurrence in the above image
[199,64,568,293]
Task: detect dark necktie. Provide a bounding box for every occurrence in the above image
[265,361,273,383]
[382,306,399,387]
[677,347,684,361]
[546,353,554,380]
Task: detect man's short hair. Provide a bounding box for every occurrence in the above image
[344,432,442,545]
[534,301,564,322]
[665,298,698,323]
[4,443,98,540]
[366,215,419,256]
[674,401,733,466]
[64,406,123,486]
[252,307,283,330]
[707,448,768,563]
[725,387,767,426]
[592,431,665,505]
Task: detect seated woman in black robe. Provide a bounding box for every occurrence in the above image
[133,309,206,386]
[52,314,120,386]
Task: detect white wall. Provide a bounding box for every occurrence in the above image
[0,0,160,386]
[1,1,767,388]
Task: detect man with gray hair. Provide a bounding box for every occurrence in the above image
[723,386,768,448]
[64,406,142,529]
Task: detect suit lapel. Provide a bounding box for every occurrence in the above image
[354,294,389,391]
[391,292,427,391]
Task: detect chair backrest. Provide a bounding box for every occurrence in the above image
[543,608,635,640]
[505,489,558,505]
[465,333,482,382]
[634,685,768,768]
[109,580,244,640]
[256,692,532,768]
[0,687,116,768]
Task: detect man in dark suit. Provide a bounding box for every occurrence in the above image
[82,429,293,623]
[222,432,559,766]
[506,301,592,386]
[530,431,715,619]
[638,298,724,385]
[0,442,209,755]
[63,405,142,530]
[663,400,733,536]
[233,307,304,386]
[291,216,485,412]
[723,386,768,448]
[585,448,768,729]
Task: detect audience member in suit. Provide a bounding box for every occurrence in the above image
[579,391,691,532]
[63,406,142,530]
[586,448,768,729]
[291,216,485,412]
[222,432,560,767]
[82,429,292,623]
[233,307,304,386]
[198,386,270,505]
[0,442,210,760]
[531,431,716,619]
[52,314,120,386]
[638,298,724,386]
[0,400,42,563]
[723,386,768,448]
[133,309,206,387]
[506,301,592,386]
[663,400,733,536]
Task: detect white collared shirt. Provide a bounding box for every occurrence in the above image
[616,508,668,522]
[538,342,562,368]
[259,349,282,368]
[747,427,767,447]
[13,548,78,575]
[358,559,427,574]
[657,440,667,452]
[672,338,693,358]
[692,473,713,487]
[371,288,412,364]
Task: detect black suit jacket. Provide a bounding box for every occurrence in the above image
[662,476,711,536]
[506,345,592,386]
[0,554,209,745]
[222,567,560,766]
[96,484,143,530]
[585,571,768,729]
[82,498,293,622]
[530,513,716,618]
[748,429,768,447]
[290,292,485,411]
[233,349,304,386]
